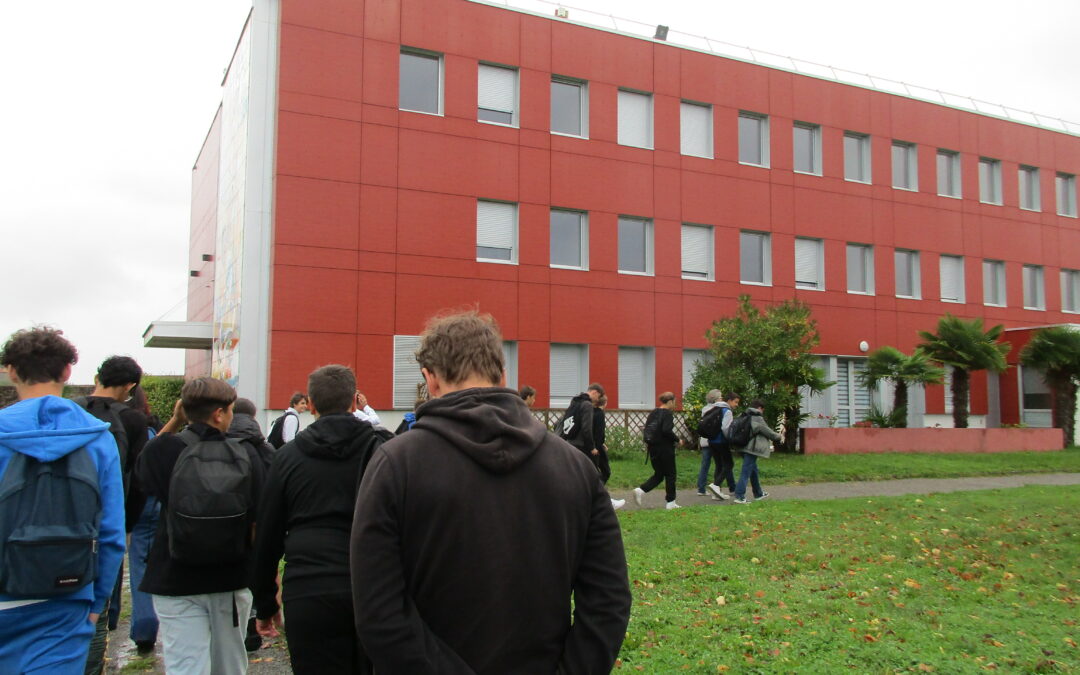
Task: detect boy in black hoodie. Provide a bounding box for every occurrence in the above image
[253,365,391,674]
[351,311,631,674]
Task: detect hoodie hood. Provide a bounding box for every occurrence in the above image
[0,395,110,461]
[294,413,381,460]
[227,413,267,444]
[413,387,546,474]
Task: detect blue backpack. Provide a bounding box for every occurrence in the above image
[0,449,101,597]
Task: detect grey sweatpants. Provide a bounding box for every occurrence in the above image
[152,589,252,675]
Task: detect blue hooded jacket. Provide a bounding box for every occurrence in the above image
[0,395,125,614]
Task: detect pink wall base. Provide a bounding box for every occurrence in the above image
[802,428,1065,454]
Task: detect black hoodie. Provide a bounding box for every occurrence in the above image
[253,413,390,620]
[350,388,631,675]
[227,412,275,469]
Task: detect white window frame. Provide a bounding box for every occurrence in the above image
[983,260,1007,307]
[476,200,518,265]
[477,63,518,127]
[1057,172,1077,217]
[740,230,772,286]
[617,89,653,149]
[937,149,961,198]
[1019,165,1041,211]
[680,100,713,158]
[894,249,921,299]
[979,157,1002,205]
[794,237,825,290]
[892,141,918,191]
[399,48,443,116]
[393,335,424,409]
[681,223,714,281]
[844,131,871,183]
[549,208,589,270]
[1061,269,1080,314]
[549,343,588,408]
[617,216,654,276]
[1023,264,1046,310]
[792,122,822,175]
[939,254,965,304]
[551,76,588,138]
[738,111,770,167]
[618,346,655,410]
[502,341,518,390]
[846,243,875,295]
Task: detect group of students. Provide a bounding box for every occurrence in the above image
[0,313,633,675]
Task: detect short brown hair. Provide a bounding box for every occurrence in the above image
[587,382,605,397]
[415,311,504,386]
[308,365,356,415]
[181,377,237,424]
[658,391,675,404]
[289,392,308,408]
[0,326,78,385]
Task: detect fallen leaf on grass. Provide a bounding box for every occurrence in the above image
[904,579,922,589]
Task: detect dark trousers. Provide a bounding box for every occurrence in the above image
[640,448,677,503]
[593,449,611,484]
[712,443,737,491]
[283,593,370,675]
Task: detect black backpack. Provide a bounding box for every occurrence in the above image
[642,409,662,445]
[166,430,254,565]
[73,397,129,479]
[555,398,586,441]
[266,410,296,449]
[0,448,100,597]
[696,406,724,440]
[727,411,754,448]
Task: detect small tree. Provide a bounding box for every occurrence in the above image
[1020,327,1080,446]
[917,314,1009,428]
[688,295,832,452]
[857,346,943,428]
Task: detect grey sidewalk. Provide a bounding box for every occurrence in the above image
[609,472,1080,510]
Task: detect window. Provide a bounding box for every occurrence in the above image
[793,122,822,175]
[1062,269,1080,313]
[476,200,517,263]
[846,243,874,294]
[1023,264,1045,310]
[502,341,518,390]
[477,64,517,126]
[835,359,872,427]
[551,77,587,137]
[1056,173,1076,217]
[738,112,769,167]
[680,101,712,158]
[682,349,711,396]
[618,347,655,410]
[937,149,961,198]
[399,49,442,115]
[983,260,1006,307]
[550,209,588,269]
[393,335,424,408]
[794,237,824,290]
[681,224,713,280]
[943,366,954,415]
[892,141,917,190]
[618,217,653,275]
[979,158,1002,204]
[740,231,771,285]
[939,255,965,303]
[549,344,588,408]
[1019,166,1040,211]
[894,249,921,299]
[617,90,652,149]
[844,132,871,183]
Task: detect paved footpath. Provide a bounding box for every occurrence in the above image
[107,472,1080,672]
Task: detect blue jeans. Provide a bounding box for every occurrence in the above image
[734,453,764,500]
[696,445,715,493]
[128,497,161,645]
[698,442,736,493]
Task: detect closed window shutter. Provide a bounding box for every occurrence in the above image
[550,344,585,407]
[681,224,710,277]
[683,349,709,394]
[795,238,820,288]
[943,367,954,414]
[393,336,424,408]
[680,103,710,157]
[502,341,517,390]
[478,65,515,114]
[618,91,650,148]
[940,256,963,302]
[619,347,646,407]
[477,201,515,258]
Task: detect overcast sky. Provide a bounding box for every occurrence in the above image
[1,0,1076,384]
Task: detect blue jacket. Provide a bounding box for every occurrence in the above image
[0,395,125,614]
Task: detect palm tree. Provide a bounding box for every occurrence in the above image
[917,314,1010,428]
[1020,326,1080,446]
[857,346,944,427]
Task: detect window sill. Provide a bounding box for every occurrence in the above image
[979,200,1003,206]
[892,186,918,192]
[847,290,875,296]
[479,119,518,129]
[795,285,825,291]
[400,108,443,117]
[740,281,772,287]
[794,170,822,177]
[551,264,588,271]
[941,299,965,304]
[681,152,714,160]
[845,178,872,185]
[682,275,714,282]
[618,143,654,150]
[937,193,962,200]
[551,131,588,140]
[619,270,654,277]
[477,258,518,266]
[1057,211,1078,218]
[1023,306,1047,311]
[983,302,1007,308]
[739,161,770,169]
[895,294,922,300]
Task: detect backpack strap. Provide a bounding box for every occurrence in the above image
[177,428,200,448]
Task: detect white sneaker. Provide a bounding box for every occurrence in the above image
[665,501,681,510]
[707,483,728,501]
[633,487,645,507]
[611,498,626,510]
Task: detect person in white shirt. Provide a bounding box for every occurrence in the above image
[352,392,381,427]
[282,392,309,444]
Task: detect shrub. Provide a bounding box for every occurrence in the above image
[605,426,644,460]
[141,375,184,422]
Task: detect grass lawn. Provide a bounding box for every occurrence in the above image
[616,486,1080,673]
[607,446,1080,491]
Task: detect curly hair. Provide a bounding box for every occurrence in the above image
[415,311,504,386]
[97,355,142,388]
[0,326,78,384]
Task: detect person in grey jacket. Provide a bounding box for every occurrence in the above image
[733,399,782,504]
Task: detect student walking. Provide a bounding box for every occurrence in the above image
[732,399,782,504]
[700,391,739,501]
[634,392,680,509]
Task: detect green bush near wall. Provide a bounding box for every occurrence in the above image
[141,375,184,422]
